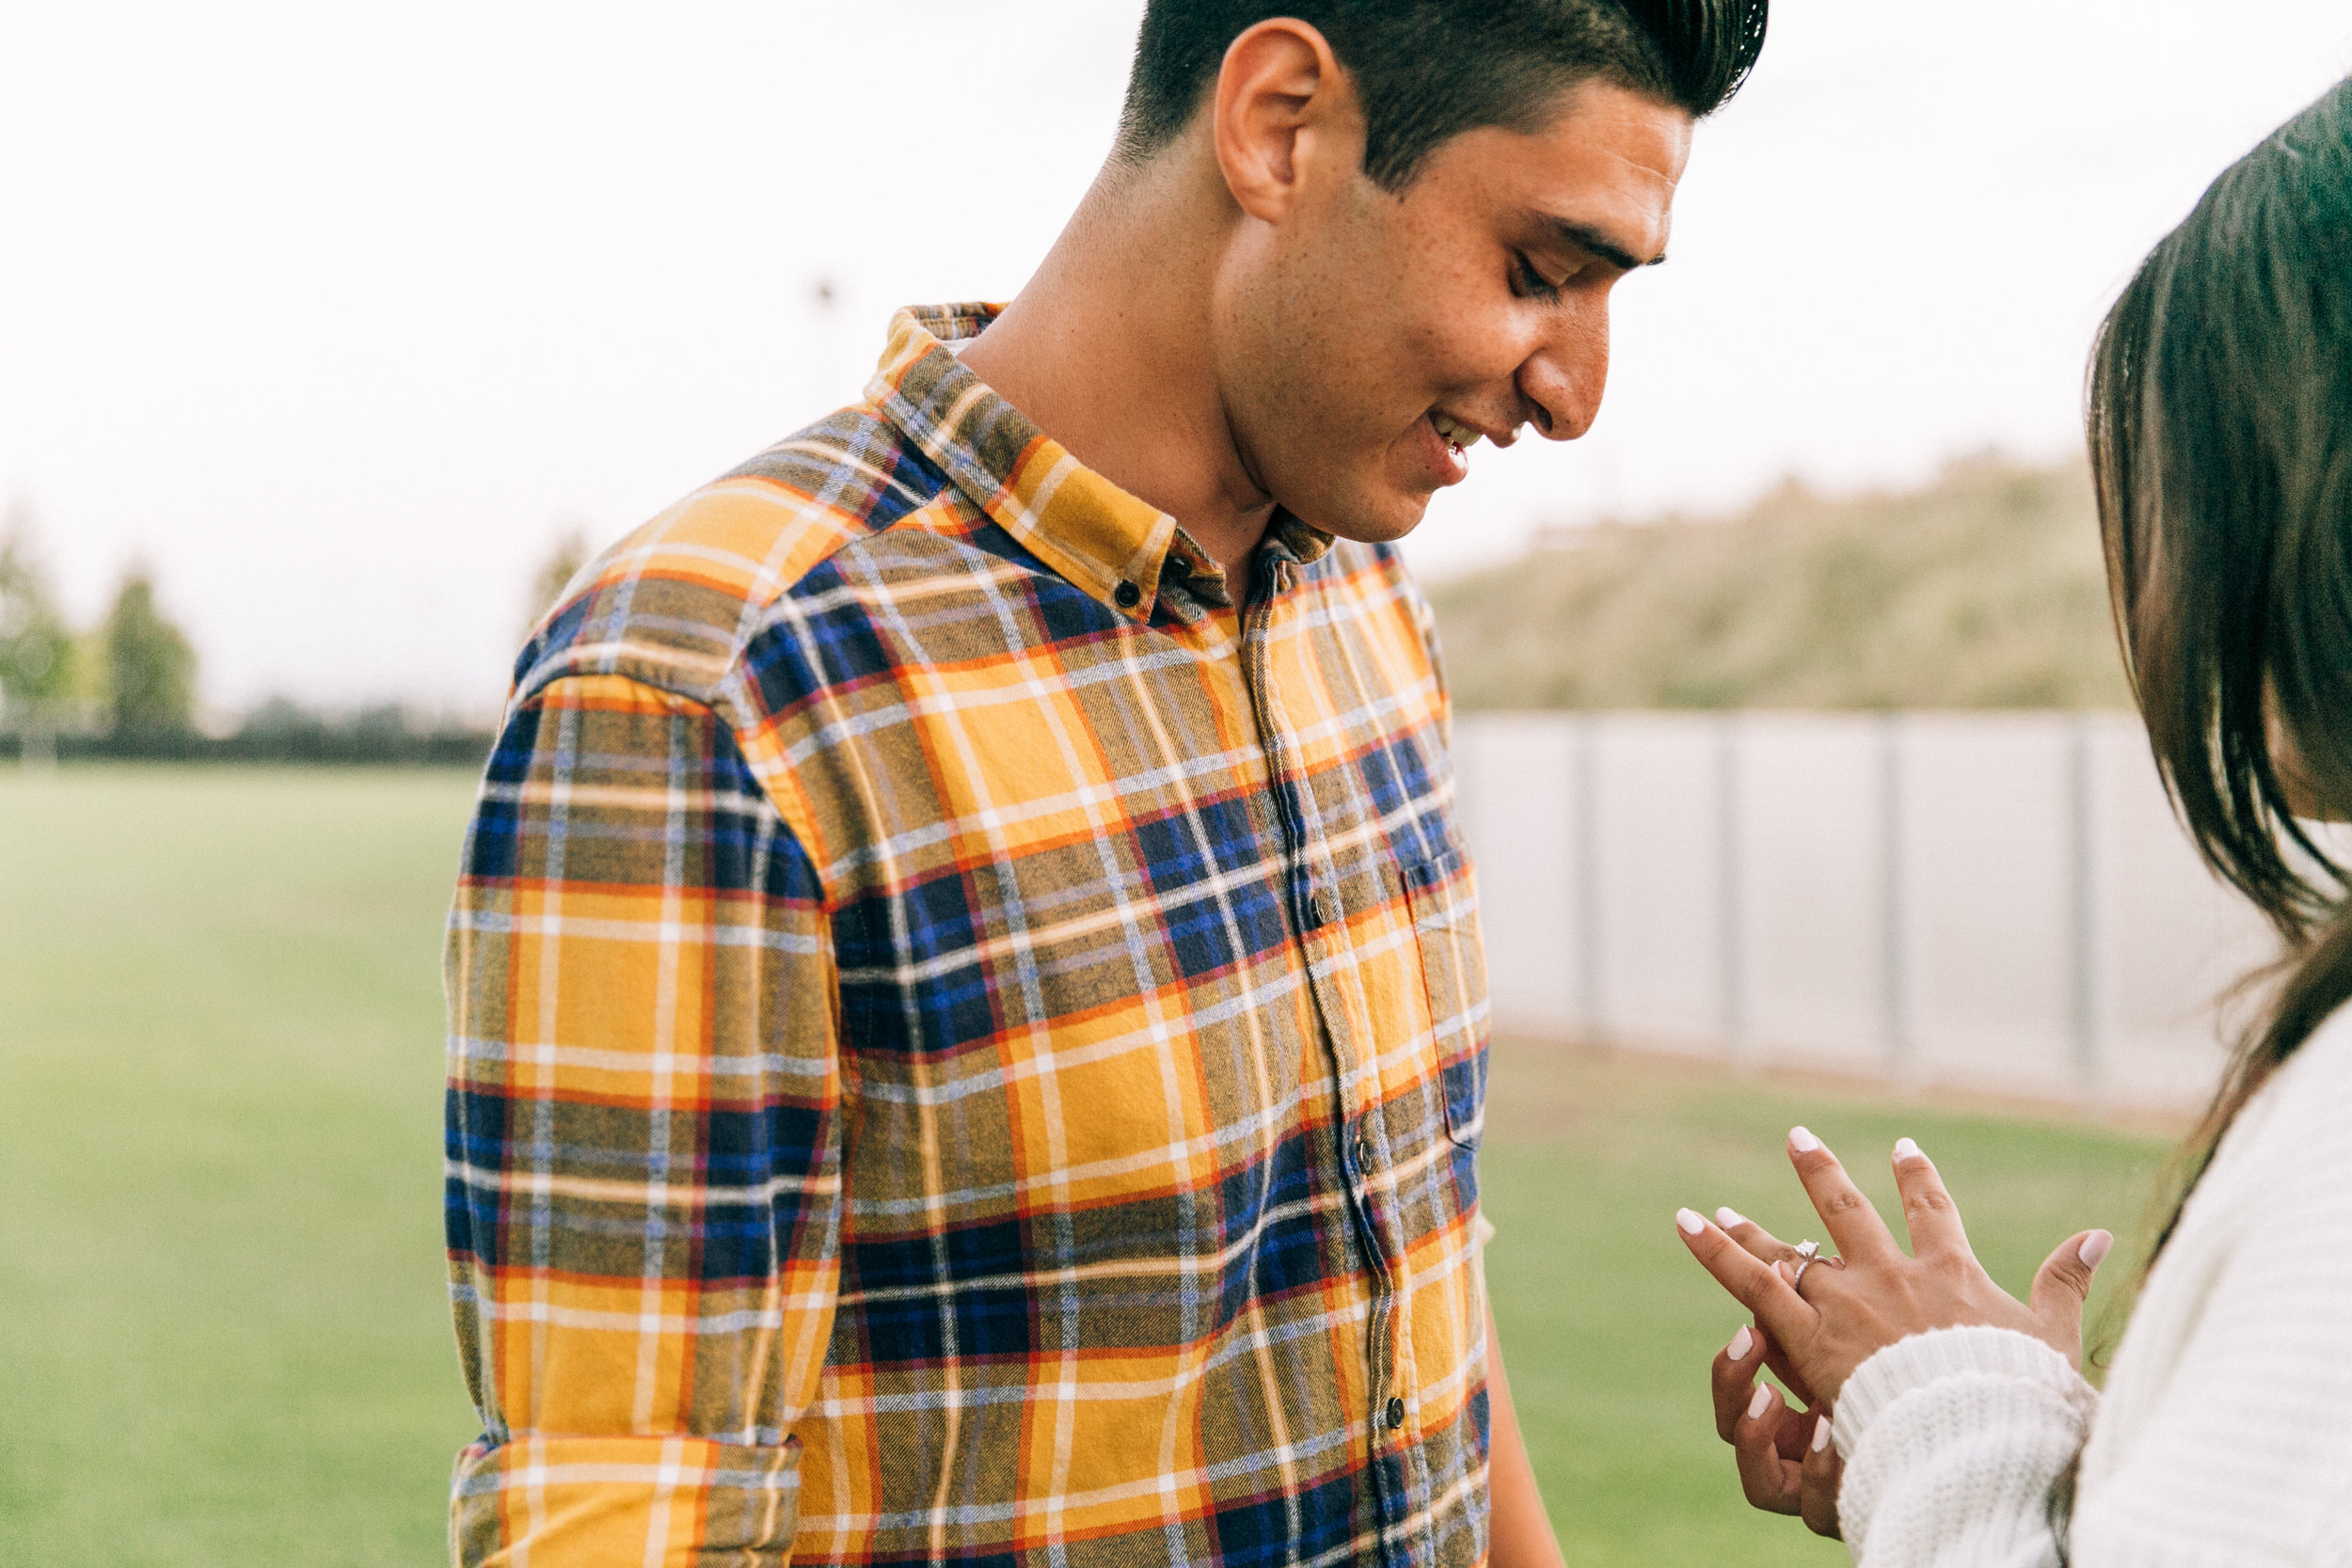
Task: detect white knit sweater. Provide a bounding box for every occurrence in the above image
[1833,1008,2352,1567]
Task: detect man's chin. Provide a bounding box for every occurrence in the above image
[1328,489,1434,546]
[1283,477,1432,547]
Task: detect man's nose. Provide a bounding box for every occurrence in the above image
[1515,307,1610,442]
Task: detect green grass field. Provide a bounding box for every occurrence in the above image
[0,767,2175,1565]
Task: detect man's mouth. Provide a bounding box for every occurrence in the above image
[1429,410,1485,455]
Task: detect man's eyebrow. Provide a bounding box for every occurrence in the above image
[1537,214,1666,270]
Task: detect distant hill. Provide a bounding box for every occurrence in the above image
[1424,455,2132,711]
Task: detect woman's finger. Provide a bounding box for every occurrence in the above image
[1714,1206,1797,1268]
[1677,1209,1815,1346]
[1719,1319,1824,1433]
[1755,1324,1820,1413]
[2027,1228,2112,1367]
[1731,1380,1805,1515]
[1786,1127,1903,1266]
[1799,1414,1844,1540]
[1888,1136,1970,1259]
[1712,1323,1764,1441]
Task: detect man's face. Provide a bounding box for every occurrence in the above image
[1215,78,1692,543]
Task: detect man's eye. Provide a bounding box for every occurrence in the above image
[1515,254,1564,301]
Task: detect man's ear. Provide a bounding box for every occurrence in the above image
[1212,19,1360,224]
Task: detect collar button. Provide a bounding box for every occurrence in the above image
[1113,579,1142,610]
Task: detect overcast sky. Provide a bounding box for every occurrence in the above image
[4,1,2349,717]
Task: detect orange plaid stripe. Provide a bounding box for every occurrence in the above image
[446,305,1492,1566]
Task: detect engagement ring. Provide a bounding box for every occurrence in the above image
[1791,1239,1822,1291]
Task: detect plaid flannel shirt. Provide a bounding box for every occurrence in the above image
[445,304,1494,1567]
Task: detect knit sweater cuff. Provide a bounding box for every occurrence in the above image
[1836,1325,2091,1457]
[1833,1326,2099,1565]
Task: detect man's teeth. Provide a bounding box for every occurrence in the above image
[1430,413,1483,451]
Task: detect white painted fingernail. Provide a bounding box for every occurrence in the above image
[2079,1230,2114,1269]
[1715,1206,1745,1228]
[1677,1208,1705,1236]
[1727,1325,1753,1361]
[1747,1385,1772,1420]
[1790,1126,1822,1153]
[1894,1136,1922,1162]
[1812,1415,1833,1453]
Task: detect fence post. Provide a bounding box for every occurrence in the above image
[1574,713,1605,1047]
[1718,714,1748,1068]
[1879,712,1913,1084]
[2069,715,2105,1108]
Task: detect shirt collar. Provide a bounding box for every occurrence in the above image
[866,303,1330,620]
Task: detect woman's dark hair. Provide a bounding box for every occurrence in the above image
[1113,0,1768,191]
[2090,74,2352,1257]
[2057,76,2352,1558]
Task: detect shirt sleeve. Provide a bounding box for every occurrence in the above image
[444,673,845,1565]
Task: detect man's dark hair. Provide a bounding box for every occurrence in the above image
[1114,0,1768,190]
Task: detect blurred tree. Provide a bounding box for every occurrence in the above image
[103,568,199,736]
[240,693,326,741]
[526,525,592,631]
[353,701,409,741]
[0,501,77,710]
[65,628,109,703]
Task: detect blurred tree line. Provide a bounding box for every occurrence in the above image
[1,500,198,743]
[1,504,597,765]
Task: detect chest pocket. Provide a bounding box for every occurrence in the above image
[1403,846,1489,1149]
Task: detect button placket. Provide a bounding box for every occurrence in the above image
[1242,544,1409,1528]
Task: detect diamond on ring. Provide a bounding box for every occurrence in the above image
[1791,1239,1822,1291]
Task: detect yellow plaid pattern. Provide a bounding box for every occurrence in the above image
[445,304,1493,1566]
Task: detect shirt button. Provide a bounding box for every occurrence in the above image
[1385,1397,1406,1431]
[1113,579,1142,609]
[1312,891,1339,926]
[1353,1134,1371,1168]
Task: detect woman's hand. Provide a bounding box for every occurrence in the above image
[1711,1319,1843,1538]
[1676,1129,2114,1409]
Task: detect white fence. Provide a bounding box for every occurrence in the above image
[1454,712,2282,1113]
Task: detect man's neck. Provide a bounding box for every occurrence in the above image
[956,156,1276,585]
